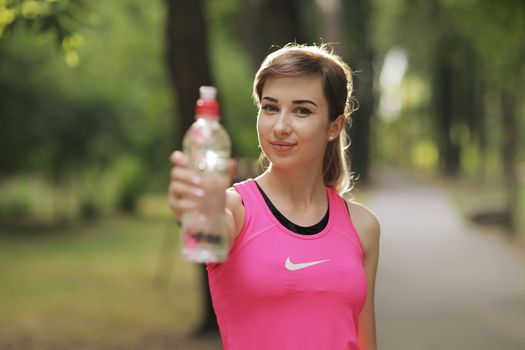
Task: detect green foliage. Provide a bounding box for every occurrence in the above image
[211,36,259,158]
[439,0,525,85]
[0,186,32,219]
[1,0,521,232]
[75,165,107,220]
[0,38,123,177]
[371,0,525,155]
[113,155,148,214]
[0,0,173,216]
[0,0,92,67]
[0,177,48,224]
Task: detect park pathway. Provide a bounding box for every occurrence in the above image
[370,170,525,350]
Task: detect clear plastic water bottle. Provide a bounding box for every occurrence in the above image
[181,86,232,263]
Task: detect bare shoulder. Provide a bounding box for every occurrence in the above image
[226,187,246,238]
[345,200,380,256]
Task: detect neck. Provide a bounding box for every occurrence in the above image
[256,164,326,210]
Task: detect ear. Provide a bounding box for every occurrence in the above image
[328,114,345,140]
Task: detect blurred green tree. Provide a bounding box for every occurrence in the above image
[311,0,376,183]
[342,0,376,183]
[235,0,306,67]
[1,0,171,219]
[372,0,525,232]
[447,0,525,232]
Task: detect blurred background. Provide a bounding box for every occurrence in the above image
[0,0,524,349]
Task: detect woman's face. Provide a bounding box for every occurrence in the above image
[257,75,339,171]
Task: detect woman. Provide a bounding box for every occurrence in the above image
[169,43,380,350]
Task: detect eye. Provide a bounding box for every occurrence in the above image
[293,107,313,117]
[261,104,279,114]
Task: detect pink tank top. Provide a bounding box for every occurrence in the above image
[207,179,367,350]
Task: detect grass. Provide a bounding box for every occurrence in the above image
[0,195,222,349]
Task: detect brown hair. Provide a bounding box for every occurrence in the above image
[253,43,357,195]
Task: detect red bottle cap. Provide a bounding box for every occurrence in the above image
[195,86,220,119]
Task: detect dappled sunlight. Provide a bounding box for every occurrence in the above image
[411,141,438,170]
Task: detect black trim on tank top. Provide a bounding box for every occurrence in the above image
[255,181,329,235]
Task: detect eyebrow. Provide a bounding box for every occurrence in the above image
[262,96,318,107]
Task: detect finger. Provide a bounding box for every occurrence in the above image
[168,181,206,200]
[170,166,203,186]
[170,150,188,167]
[167,181,205,217]
[168,195,198,218]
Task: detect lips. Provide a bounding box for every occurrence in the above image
[270,141,296,152]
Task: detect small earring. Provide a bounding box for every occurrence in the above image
[329,136,334,141]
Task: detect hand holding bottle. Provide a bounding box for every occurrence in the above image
[169,86,234,263]
[169,149,236,215]
[168,150,205,219]
[168,151,236,262]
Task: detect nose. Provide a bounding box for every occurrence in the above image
[273,110,292,136]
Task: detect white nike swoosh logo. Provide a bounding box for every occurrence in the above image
[285,257,330,271]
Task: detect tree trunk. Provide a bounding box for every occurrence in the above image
[435,54,461,176]
[165,0,214,148]
[500,86,519,233]
[341,0,375,183]
[471,73,487,180]
[314,0,342,44]
[236,0,305,68]
[165,0,218,334]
